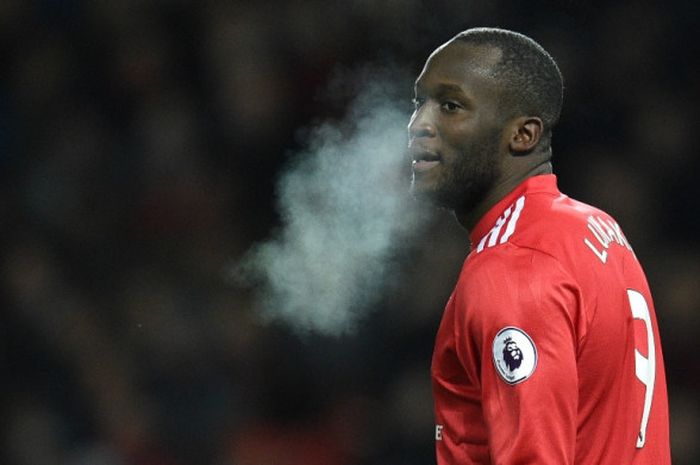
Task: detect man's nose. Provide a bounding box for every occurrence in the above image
[408,105,436,140]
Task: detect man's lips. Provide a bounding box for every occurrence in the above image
[411,151,441,173]
[413,160,440,172]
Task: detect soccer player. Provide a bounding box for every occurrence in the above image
[408,28,671,464]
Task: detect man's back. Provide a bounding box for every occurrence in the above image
[432,174,671,464]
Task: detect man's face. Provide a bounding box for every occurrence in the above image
[408,41,507,211]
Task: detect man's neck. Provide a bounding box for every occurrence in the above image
[454,161,552,232]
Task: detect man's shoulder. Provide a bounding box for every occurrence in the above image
[520,191,608,242]
[466,190,623,274]
[473,190,597,249]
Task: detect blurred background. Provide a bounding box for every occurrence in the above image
[1,0,698,464]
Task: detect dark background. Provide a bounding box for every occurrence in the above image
[1,1,698,464]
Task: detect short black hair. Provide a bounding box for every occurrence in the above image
[454,28,563,137]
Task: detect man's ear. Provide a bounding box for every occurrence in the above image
[509,116,543,154]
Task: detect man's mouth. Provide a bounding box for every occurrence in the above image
[412,152,441,173]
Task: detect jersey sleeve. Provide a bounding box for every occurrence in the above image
[453,245,587,465]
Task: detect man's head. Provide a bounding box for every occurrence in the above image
[408,27,563,216]
[453,28,563,138]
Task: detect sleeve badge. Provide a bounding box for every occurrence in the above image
[492,326,538,385]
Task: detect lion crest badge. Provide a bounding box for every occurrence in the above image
[492,327,537,385]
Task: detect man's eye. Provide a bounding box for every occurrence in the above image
[412,98,424,109]
[441,101,461,112]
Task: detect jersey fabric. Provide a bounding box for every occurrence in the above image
[432,174,670,465]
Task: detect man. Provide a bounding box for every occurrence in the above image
[408,28,670,464]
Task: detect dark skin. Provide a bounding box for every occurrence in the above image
[408,39,552,233]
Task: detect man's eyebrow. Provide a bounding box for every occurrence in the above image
[434,83,465,95]
[414,82,468,97]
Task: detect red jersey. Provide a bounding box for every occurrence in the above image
[432,175,670,465]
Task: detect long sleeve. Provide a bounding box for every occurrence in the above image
[453,245,585,465]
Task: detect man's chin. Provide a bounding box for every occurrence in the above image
[410,182,454,210]
[410,179,434,200]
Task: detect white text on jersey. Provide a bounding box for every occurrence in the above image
[583,215,634,264]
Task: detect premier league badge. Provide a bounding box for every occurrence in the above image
[492,327,537,385]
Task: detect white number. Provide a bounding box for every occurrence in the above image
[627,289,656,448]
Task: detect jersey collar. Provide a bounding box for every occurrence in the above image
[469,174,560,247]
